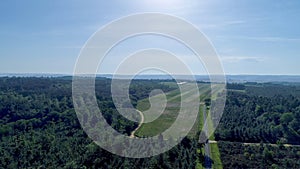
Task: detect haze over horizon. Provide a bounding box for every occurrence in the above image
[1,1,299,75]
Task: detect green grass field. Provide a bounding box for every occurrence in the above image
[207,84,224,169]
[210,143,223,169]
[135,82,211,137]
[134,82,224,169]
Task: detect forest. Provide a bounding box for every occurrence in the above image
[216,83,300,168]
[0,77,300,168]
[216,83,300,144]
[0,77,203,169]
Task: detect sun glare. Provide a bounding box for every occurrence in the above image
[143,0,183,9]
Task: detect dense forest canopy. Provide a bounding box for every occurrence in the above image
[217,83,300,168]
[0,77,202,169]
[217,83,300,145]
[0,77,299,168]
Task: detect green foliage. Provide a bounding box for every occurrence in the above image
[280,112,293,125]
[0,77,201,168]
[1,77,300,168]
[218,141,300,169]
[215,83,300,168]
[215,84,300,144]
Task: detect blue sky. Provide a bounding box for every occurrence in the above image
[0,0,299,75]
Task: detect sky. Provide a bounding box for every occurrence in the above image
[0,0,299,75]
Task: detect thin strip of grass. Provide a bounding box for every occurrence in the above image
[195,104,205,169]
[210,143,223,169]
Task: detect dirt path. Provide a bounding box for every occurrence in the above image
[129,110,144,138]
[208,140,300,147]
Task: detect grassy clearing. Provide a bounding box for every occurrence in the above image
[207,110,215,140]
[210,143,223,169]
[195,159,205,169]
[199,84,212,101]
[135,88,181,137]
[136,99,150,112]
[207,84,224,169]
[195,104,206,169]
[135,83,210,138]
[210,84,226,100]
[134,107,179,137]
[227,89,246,93]
[187,104,205,138]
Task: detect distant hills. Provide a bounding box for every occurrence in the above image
[0,73,299,83]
